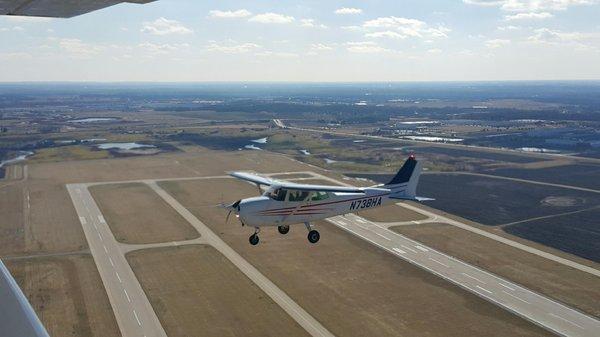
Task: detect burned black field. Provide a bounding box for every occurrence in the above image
[352,172,600,261]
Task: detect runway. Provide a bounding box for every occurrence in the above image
[67,181,334,337]
[67,184,168,337]
[327,213,600,337]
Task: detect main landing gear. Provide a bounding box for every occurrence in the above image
[305,222,320,244]
[278,225,290,235]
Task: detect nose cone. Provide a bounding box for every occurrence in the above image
[238,196,268,226]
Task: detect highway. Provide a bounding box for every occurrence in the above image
[327,213,600,337]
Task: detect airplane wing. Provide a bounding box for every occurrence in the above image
[1,0,156,18]
[229,171,276,187]
[229,172,365,193]
[0,259,49,337]
[277,182,365,194]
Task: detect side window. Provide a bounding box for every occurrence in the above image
[310,191,330,201]
[274,189,287,201]
[288,190,310,202]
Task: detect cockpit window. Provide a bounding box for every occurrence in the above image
[288,190,310,202]
[267,188,287,201]
[310,191,330,201]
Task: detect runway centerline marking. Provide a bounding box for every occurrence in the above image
[401,245,418,253]
[502,290,530,304]
[108,257,115,267]
[103,245,108,253]
[133,310,142,326]
[373,232,391,241]
[428,257,449,268]
[476,285,493,294]
[461,272,486,284]
[549,313,585,329]
[115,271,122,283]
[415,245,429,252]
[499,283,516,291]
[124,289,131,303]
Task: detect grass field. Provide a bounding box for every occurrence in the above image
[90,183,199,244]
[391,222,600,317]
[487,163,600,191]
[5,254,121,337]
[29,145,111,163]
[0,183,25,255]
[159,177,552,337]
[126,245,309,337]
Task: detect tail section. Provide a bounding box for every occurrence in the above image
[385,155,424,200]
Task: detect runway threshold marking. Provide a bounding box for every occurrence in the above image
[401,245,418,253]
[393,248,406,254]
[98,215,106,223]
[79,217,87,225]
[415,245,429,252]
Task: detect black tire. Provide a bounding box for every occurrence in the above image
[249,234,260,245]
[307,230,320,244]
[278,225,290,235]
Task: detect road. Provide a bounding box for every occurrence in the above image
[67,184,168,337]
[327,213,600,337]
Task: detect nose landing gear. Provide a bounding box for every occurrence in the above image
[249,228,260,246]
[277,225,290,235]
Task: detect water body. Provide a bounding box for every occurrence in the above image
[251,137,268,144]
[402,136,464,143]
[97,143,155,150]
[0,151,33,169]
[244,144,262,150]
[67,117,118,123]
[324,158,337,164]
[300,149,311,155]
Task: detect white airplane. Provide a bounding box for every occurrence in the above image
[226,155,429,245]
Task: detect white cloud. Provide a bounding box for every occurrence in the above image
[527,27,598,49]
[505,12,554,20]
[310,43,334,51]
[206,42,261,53]
[255,51,299,57]
[485,38,511,48]
[463,0,598,12]
[0,52,33,60]
[208,9,252,19]
[249,13,295,24]
[362,16,450,39]
[2,16,53,23]
[59,38,104,59]
[141,18,192,35]
[0,26,24,32]
[335,7,363,15]
[346,41,390,53]
[427,48,442,53]
[497,25,521,30]
[365,31,407,39]
[138,42,190,55]
[300,19,328,28]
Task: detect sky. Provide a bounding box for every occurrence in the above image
[1,0,599,82]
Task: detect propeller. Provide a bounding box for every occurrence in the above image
[223,199,241,224]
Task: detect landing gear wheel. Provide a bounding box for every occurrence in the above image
[307,230,320,244]
[249,234,260,245]
[278,225,290,235]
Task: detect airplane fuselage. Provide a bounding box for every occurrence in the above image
[238,186,399,227]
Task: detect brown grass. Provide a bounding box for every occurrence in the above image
[0,183,25,255]
[126,245,309,337]
[90,183,199,244]
[159,178,552,337]
[391,222,600,317]
[5,254,121,337]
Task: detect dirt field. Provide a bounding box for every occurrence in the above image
[5,254,121,337]
[391,222,600,317]
[160,178,552,337]
[90,183,199,244]
[0,182,25,255]
[126,245,309,337]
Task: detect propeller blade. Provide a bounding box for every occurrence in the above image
[226,210,232,223]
